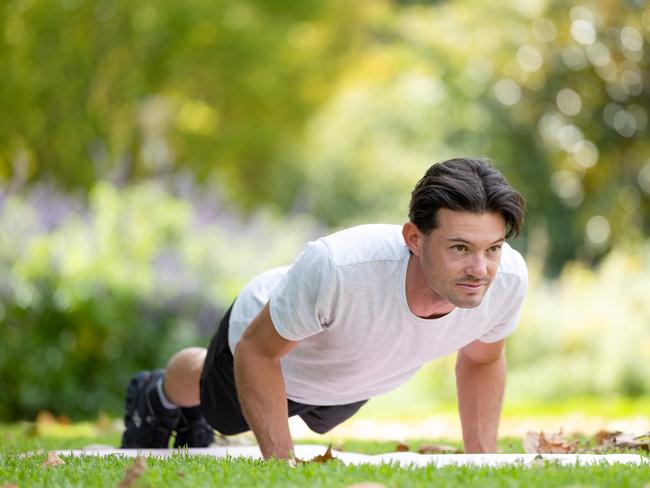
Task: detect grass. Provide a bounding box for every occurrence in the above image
[3,452,650,488]
[359,372,650,421]
[1,422,648,487]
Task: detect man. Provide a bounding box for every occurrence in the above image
[121,157,527,459]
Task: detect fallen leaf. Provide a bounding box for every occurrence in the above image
[309,445,336,463]
[523,429,579,454]
[294,445,337,464]
[417,444,462,454]
[615,433,649,451]
[36,411,57,426]
[394,442,410,452]
[117,456,147,488]
[594,430,619,446]
[523,431,540,453]
[95,412,113,432]
[1,484,20,488]
[42,451,65,468]
[594,431,650,452]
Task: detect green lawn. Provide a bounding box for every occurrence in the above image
[1,423,648,487]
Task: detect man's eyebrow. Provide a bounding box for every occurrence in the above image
[446,237,506,245]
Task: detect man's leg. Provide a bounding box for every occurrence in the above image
[162,347,215,448]
[163,347,206,406]
[121,347,214,449]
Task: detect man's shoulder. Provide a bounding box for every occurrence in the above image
[318,224,406,267]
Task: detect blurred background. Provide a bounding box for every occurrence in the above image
[1,0,649,423]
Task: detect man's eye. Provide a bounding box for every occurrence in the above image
[488,245,502,253]
[452,245,467,252]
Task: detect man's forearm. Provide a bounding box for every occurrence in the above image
[455,352,506,453]
[234,345,293,460]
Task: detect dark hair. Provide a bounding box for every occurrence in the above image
[409,157,525,239]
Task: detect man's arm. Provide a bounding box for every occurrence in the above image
[233,301,299,460]
[455,338,506,453]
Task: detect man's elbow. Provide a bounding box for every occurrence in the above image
[456,346,505,370]
[234,336,264,365]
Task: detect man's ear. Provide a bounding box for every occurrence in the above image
[402,222,423,256]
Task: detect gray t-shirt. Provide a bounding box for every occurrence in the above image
[228,224,527,406]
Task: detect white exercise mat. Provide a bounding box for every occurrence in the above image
[55,445,648,467]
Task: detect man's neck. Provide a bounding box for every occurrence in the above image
[405,254,455,319]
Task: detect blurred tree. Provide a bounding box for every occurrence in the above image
[484,0,650,273]
[1,0,649,274]
[0,0,367,208]
[296,0,650,274]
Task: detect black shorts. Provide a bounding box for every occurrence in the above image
[199,303,367,435]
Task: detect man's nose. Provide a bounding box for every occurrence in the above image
[465,254,488,278]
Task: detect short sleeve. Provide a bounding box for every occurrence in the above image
[479,261,528,343]
[269,240,336,341]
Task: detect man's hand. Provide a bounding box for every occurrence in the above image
[455,339,506,453]
[234,301,299,460]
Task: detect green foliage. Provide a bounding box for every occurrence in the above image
[2,0,650,421]
[2,178,650,420]
[295,0,650,272]
[507,249,650,400]
[2,0,649,273]
[0,181,319,420]
[0,0,365,207]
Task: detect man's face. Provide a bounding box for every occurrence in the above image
[415,209,506,309]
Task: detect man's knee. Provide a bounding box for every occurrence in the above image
[163,347,207,406]
[166,347,206,375]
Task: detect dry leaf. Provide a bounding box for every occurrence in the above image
[36,411,57,426]
[1,484,20,488]
[117,456,147,488]
[523,431,541,453]
[614,433,649,451]
[309,445,336,463]
[394,442,410,452]
[417,444,462,454]
[539,430,579,454]
[294,445,337,464]
[42,451,65,468]
[594,430,619,446]
[95,412,113,432]
[523,429,579,454]
[594,431,650,452]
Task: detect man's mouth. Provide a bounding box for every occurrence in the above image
[457,281,487,292]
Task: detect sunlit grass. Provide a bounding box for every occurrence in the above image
[3,452,648,488]
[357,375,650,421]
[1,427,648,488]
